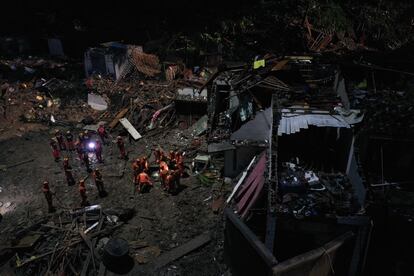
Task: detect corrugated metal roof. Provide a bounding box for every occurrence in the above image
[277,113,350,135]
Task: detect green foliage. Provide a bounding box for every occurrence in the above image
[309,1,350,33]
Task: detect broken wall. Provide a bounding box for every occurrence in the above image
[224,146,265,178]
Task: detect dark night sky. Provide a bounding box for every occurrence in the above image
[0,1,255,36]
[0,0,258,57]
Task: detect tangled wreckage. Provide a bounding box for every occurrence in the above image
[207,56,371,275]
[1,40,414,275]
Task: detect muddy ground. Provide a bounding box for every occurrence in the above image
[0,128,227,275]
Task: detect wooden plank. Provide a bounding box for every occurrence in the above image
[0,159,35,171]
[98,261,107,276]
[16,223,124,267]
[80,252,92,276]
[271,59,289,71]
[151,232,211,269]
[109,108,129,129]
[79,231,96,271]
[119,118,142,140]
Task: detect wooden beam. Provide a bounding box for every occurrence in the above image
[151,232,211,269]
[109,108,129,129]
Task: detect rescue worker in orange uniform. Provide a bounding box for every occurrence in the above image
[83,130,90,144]
[75,140,84,162]
[164,172,175,192]
[164,170,180,193]
[168,150,176,163]
[63,157,75,186]
[139,156,149,172]
[93,168,106,197]
[159,160,169,188]
[97,124,108,145]
[153,148,164,163]
[83,152,91,173]
[132,158,141,185]
[55,130,66,151]
[136,171,152,193]
[50,138,60,162]
[175,151,182,163]
[78,132,85,144]
[175,151,185,176]
[42,181,55,213]
[95,139,103,163]
[116,136,127,159]
[79,179,89,206]
[132,158,140,172]
[65,130,75,151]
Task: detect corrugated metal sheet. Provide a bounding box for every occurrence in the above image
[277,113,350,136]
[235,152,267,218]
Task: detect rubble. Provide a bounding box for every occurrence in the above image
[0,15,413,274]
[4,208,125,275]
[278,161,359,218]
[0,51,221,274]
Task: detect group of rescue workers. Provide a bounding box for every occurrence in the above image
[132,149,184,195]
[43,124,185,213]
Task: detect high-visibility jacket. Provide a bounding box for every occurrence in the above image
[132,161,140,172]
[159,161,169,172]
[139,159,149,171]
[138,172,151,184]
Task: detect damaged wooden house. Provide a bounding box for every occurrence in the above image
[84,42,161,80]
[207,56,371,276]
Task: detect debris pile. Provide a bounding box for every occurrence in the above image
[8,205,133,275]
[130,48,161,77]
[278,162,359,218]
[350,89,414,136]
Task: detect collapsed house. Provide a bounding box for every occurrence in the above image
[84,42,161,81]
[207,56,371,275]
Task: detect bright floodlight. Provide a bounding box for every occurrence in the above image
[88,142,95,149]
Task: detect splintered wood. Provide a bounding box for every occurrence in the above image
[12,207,123,276]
